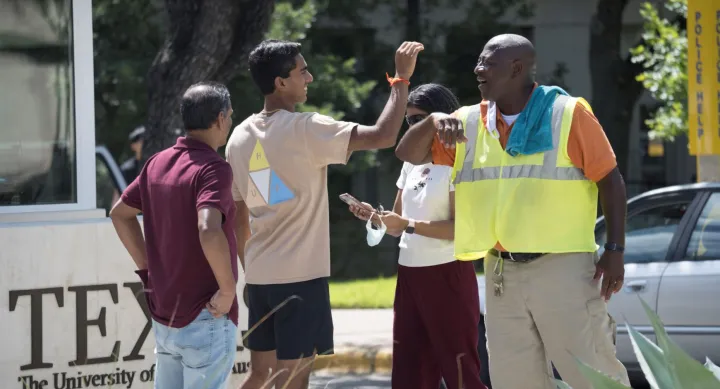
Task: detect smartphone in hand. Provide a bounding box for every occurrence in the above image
[339,193,373,210]
[340,193,381,226]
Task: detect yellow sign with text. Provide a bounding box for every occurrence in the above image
[688,0,720,155]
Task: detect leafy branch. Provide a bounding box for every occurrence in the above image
[630,0,688,141]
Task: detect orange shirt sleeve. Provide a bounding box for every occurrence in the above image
[430,109,460,167]
[431,134,455,167]
[566,101,617,182]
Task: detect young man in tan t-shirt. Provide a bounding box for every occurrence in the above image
[226,39,424,389]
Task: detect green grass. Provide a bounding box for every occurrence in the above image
[329,276,398,309]
[328,272,484,309]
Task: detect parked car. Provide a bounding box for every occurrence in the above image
[476,182,720,384]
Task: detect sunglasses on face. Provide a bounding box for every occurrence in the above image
[406,114,427,126]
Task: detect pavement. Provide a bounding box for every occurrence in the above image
[312,309,651,389]
[307,276,486,376]
[313,309,394,374]
[310,373,391,388]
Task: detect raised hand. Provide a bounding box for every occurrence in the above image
[394,41,425,80]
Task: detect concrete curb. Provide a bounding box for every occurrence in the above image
[313,347,393,374]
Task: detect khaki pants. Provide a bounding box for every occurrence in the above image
[484,252,629,389]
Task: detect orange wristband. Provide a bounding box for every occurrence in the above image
[386,72,410,87]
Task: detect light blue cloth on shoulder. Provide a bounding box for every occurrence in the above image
[504,85,569,157]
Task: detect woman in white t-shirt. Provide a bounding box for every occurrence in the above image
[349,84,487,389]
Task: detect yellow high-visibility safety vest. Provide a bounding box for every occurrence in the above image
[451,95,599,261]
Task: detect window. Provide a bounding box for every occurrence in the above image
[685,193,720,261]
[96,154,120,216]
[596,202,689,264]
[0,0,95,213]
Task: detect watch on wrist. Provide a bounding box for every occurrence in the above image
[405,219,415,234]
[604,242,625,252]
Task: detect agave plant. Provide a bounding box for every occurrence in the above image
[555,298,720,389]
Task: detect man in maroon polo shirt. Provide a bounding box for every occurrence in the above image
[110,82,238,389]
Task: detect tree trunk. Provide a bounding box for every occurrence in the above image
[143,0,275,160]
[589,0,644,178]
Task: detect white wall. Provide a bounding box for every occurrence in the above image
[0,217,250,389]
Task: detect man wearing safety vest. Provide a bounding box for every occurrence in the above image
[395,34,630,389]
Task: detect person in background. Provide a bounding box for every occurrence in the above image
[109,82,238,389]
[120,125,145,184]
[395,34,629,389]
[226,40,424,389]
[348,83,487,389]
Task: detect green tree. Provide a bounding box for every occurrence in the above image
[630,0,688,141]
[92,0,165,160]
[221,0,378,174]
[230,0,376,123]
[91,0,375,163]
[141,0,276,158]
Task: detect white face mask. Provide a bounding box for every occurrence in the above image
[365,212,387,247]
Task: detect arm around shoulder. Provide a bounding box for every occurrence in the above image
[396,111,461,166]
[395,116,437,164]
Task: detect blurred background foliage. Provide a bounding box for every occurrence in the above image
[87,0,681,278]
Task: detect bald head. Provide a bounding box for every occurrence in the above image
[485,34,535,54]
[474,34,536,103]
[485,34,535,78]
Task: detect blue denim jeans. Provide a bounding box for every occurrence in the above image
[152,309,237,389]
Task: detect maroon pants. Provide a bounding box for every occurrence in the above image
[392,260,486,389]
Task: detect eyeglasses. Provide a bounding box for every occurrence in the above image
[405,114,427,126]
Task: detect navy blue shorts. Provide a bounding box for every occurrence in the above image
[245,277,334,360]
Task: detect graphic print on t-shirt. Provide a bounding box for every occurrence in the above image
[246,140,294,208]
[412,167,432,191]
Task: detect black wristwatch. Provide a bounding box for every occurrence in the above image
[405,219,415,234]
[604,242,625,252]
